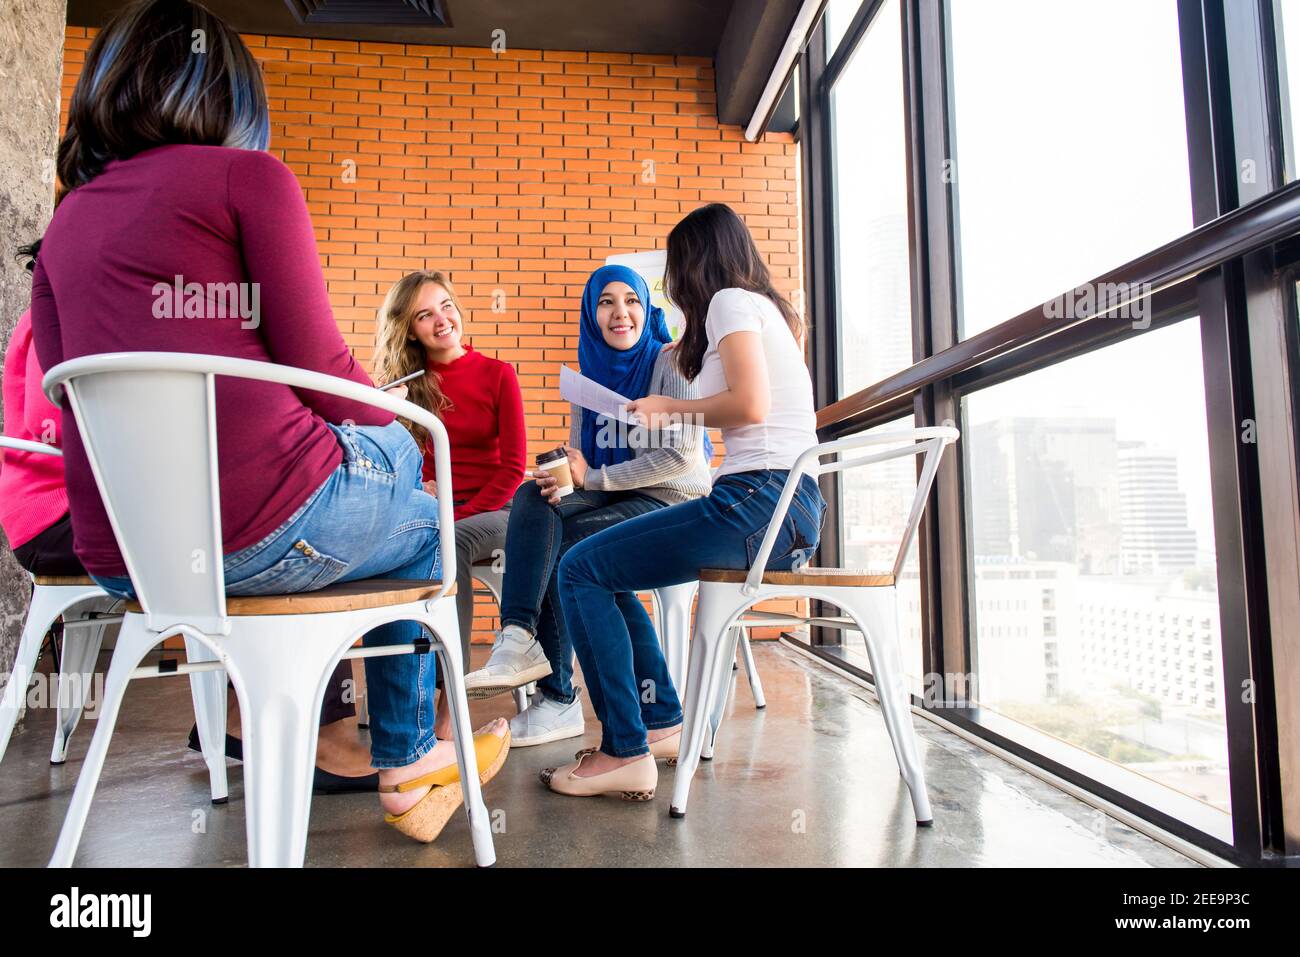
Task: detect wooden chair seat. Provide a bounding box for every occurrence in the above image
[33,575,98,587]
[123,579,455,617]
[699,567,895,588]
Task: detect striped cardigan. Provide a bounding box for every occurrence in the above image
[571,347,712,505]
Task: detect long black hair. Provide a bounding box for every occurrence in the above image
[15,239,41,272]
[58,0,269,191]
[664,203,801,381]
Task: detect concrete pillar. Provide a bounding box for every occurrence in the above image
[0,0,67,703]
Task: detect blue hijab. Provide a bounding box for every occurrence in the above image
[578,265,672,468]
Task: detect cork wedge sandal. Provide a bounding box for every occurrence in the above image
[383,726,511,843]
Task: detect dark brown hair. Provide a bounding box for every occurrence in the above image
[57,0,269,191]
[665,203,801,381]
[15,240,41,272]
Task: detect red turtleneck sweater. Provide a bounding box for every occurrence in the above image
[422,344,526,521]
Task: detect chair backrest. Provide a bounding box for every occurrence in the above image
[743,426,959,595]
[43,352,456,635]
[0,438,62,587]
[0,436,63,457]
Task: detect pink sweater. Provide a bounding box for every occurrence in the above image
[0,309,69,549]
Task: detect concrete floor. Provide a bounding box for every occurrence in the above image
[0,642,1197,868]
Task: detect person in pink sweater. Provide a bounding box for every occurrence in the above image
[0,244,80,576]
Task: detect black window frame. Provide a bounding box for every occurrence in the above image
[794,0,1300,866]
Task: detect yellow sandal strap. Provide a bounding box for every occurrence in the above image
[377,729,505,794]
[377,770,441,795]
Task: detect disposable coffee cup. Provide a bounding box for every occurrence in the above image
[536,448,574,498]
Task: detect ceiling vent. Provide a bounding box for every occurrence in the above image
[284,1,451,26]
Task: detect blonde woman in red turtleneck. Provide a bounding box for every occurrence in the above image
[374,270,526,736]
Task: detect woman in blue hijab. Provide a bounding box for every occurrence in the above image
[577,264,673,468]
[467,264,712,757]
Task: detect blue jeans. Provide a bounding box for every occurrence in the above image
[93,420,443,769]
[499,483,666,704]
[556,469,826,758]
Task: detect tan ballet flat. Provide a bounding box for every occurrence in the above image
[573,728,680,765]
[541,752,657,800]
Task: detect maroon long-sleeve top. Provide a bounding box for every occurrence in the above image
[30,144,392,576]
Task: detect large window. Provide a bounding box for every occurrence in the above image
[801,0,1300,863]
[946,0,1193,336]
[824,0,864,61]
[1276,0,1300,180]
[838,414,924,694]
[829,0,914,393]
[964,321,1230,840]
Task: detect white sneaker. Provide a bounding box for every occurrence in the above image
[510,688,585,747]
[464,625,553,697]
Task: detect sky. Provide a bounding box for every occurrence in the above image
[824,0,1217,558]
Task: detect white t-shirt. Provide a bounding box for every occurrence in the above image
[697,287,818,478]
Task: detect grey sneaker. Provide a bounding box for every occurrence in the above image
[510,688,585,747]
[464,625,552,698]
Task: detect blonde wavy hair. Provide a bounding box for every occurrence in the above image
[373,270,462,448]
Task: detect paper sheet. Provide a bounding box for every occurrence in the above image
[560,366,638,424]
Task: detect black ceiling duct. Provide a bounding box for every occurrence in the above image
[284,0,451,26]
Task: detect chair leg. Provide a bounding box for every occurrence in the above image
[354,652,370,728]
[49,600,116,765]
[845,589,933,825]
[670,588,737,819]
[701,625,742,761]
[185,636,229,804]
[652,583,694,694]
[0,585,65,764]
[219,617,336,868]
[357,685,370,728]
[513,686,529,713]
[737,623,766,709]
[49,616,159,867]
[428,598,496,867]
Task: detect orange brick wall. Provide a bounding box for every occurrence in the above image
[59,27,807,644]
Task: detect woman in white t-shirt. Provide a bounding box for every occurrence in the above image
[541,203,826,801]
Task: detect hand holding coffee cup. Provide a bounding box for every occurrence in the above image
[535,447,575,504]
[564,446,588,488]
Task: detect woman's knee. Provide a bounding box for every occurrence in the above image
[556,540,597,591]
[511,480,545,515]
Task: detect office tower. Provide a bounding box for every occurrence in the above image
[1118,443,1198,574]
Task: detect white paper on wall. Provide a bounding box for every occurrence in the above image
[604,249,685,341]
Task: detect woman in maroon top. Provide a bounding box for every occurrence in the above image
[374,270,526,735]
[32,0,506,843]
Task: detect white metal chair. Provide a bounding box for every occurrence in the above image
[464,564,754,719]
[650,581,764,713]
[467,561,532,713]
[41,352,493,868]
[352,561,527,724]
[670,426,959,825]
[0,437,122,767]
[0,575,119,766]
